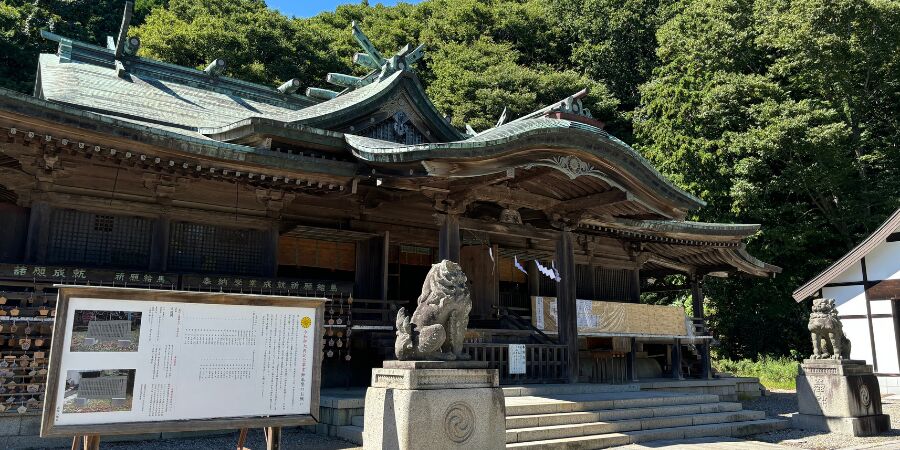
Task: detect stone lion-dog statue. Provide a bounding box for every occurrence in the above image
[809,297,851,360]
[395,260,472,361]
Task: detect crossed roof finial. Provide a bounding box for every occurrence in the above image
[310,22,426,99]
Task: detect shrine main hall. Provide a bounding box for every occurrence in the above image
[0,14,780,417]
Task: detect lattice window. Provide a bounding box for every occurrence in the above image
[360,111,427,144]
[48,209,152,269]
[594,267,634,301]
[168,222,267,276]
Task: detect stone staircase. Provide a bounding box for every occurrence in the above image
[334,415,364,444]
[503,384,787,449]
[331,383,787,448]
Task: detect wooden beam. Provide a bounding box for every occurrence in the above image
[449,185,559,211]
[552,190,628,214]
[458,217,558,241]
[868,279,900,300]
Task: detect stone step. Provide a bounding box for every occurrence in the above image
[505,392,720,416]
[333,424,363,445]
[351,415,364,427]
[506,410,766,443]
[504,384,640,398]
[506,418,789,449]
[506,401,744,429]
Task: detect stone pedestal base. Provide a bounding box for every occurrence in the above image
[792,413,890,436]
[795,359,890,436]
[363,361,506,450]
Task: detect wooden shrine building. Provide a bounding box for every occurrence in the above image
[0,9,780,413]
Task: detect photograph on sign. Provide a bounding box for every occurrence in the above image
[70,310,141,352]
[41,287,325,437]
[63,370,135,414]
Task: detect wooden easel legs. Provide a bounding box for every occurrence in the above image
[69,427,281,450]
[266,427,282,450]
[71,435,100,450]
[237,427,282,450]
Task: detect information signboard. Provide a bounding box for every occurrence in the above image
[509,344,526,375]
[41,286,324,438]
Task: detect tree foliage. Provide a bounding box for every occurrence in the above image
[1,0,898,359]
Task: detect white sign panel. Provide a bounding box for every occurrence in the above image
[509,344,526,375]
[52,297,317,426]
[535,296,544,330]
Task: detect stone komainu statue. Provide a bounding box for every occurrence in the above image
[809,298,851,360]
[395,260,472,361]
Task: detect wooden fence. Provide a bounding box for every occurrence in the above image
[463,343,569,384]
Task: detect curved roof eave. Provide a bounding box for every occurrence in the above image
[596,218,761,240]
[204,70,466,143]
[0,87,358,178]
[345,117,706,212]
[727,246,783,276]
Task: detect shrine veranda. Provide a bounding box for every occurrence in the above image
[0,12,782,422]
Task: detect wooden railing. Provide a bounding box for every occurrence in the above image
[350,298,405,325]
[496,306,557,345]
[463,343,569,384]
[499,291,531,311]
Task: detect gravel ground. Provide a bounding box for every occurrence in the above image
[46,428,362,450]
[746,390,900,450]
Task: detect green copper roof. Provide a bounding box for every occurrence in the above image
[201,70,465,143]
[344,117,706,210]
[0,87,356,177]
[37,32,316,131]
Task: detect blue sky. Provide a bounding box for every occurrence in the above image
[267,1,422,18]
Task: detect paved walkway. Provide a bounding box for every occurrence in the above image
[609,437,794,449]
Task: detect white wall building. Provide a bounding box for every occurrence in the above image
[794,208,900,394]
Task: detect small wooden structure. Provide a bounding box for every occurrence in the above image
[794,208,900,394]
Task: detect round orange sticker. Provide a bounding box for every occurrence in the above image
[301,316,312,329]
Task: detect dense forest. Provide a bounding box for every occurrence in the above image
[1,0,898,360]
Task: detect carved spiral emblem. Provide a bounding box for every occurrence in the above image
[860,384,871,407]
[443,401,475,443]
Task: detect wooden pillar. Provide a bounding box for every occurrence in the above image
[381,231,390,302]
[527,259,540,297]
[629,268,641,303]
[627,337,638,382]
[556,230,578,383]
[690,274,704,322]
[354,237,382,298]
[437,213,460,263]
[264,221,279,277]
[24,201,51,264]
[149,215,170,271]
[701,341,712,379]
[671,339,684,380]
[691,275,712,378]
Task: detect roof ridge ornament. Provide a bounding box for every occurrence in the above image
[309,22,427,98]
[509,88,599,127]
[105,1,139,78]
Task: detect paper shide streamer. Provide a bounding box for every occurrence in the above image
[535,259,561,282]
[514,255,528,275]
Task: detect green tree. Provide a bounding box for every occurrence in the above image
[132,0,312,85]
[550,0,672,112]
[636,0,900,359]
[0,0,125,92]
